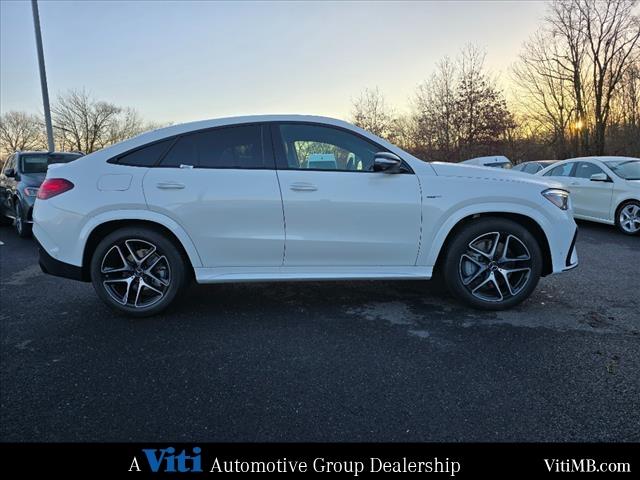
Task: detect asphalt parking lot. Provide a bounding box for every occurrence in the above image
[1,221,638,442]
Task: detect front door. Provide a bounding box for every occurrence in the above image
[568,162,614,220]
[272,123,421,266]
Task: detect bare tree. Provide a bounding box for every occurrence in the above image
[350,87,394,138]
[454,45,514,159]
[547,0,591,154]
[0,111,46,159]
[577,0,640,154]
[52,89,123,153]
[412,57,458,160]
[513,31,575,158]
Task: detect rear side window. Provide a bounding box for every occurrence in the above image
[544,162,574,177]
[160,125,264,169]
[116,139,173,167]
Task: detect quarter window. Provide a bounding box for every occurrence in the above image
[116,139,174,167]
[160,125,265,169]
[573,162,606,179]
[276,124,382,172]
[544,162,574,177]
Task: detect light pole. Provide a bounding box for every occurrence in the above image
[31,0,55,152]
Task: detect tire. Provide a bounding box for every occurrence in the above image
[90,226,188,317]
[615,200,640,236]
[15,202,32,238]
[442,218,543,310]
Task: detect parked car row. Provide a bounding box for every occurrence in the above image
[465,156,640,235]
[4,117,635,318]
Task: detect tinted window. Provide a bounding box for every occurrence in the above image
[573,162,606,179]
[20,153,81,173]
[277,124,381,172]
[512,163,526,171]
[523,163,539,173]
[604,160,640,180]
[161,125,264,169]
[117,139,173,167]
[545,162,574,177]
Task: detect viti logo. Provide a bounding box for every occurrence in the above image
[129,446,203,473]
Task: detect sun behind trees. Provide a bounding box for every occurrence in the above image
[352,0,639,163]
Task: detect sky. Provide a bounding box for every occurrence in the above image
[0,0,548,124]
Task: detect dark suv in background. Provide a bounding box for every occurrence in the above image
[0,151,83,237]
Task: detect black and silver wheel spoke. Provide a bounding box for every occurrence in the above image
[100,239,171,309]
[459,231,532,303]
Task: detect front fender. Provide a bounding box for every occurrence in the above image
[419,201,554,268]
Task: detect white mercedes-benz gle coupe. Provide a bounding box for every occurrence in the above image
[33,115,578,316]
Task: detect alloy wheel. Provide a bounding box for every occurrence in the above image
[100,239,171,308]
[458,231,532,303]
[619,204,640,234]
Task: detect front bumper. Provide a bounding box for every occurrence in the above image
[563,228,579,271]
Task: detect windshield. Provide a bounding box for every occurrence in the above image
[485,162,512,169]
[20,153,81,174]
[604,160,640,180]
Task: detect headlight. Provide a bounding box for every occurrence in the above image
[23,187,40,197]
[542,188,570,210]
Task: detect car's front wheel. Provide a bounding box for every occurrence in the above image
[615,200,640,236]
[443,218,543,310]
[90,226,188,317]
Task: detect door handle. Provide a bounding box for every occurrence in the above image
[290,182,317,192]
[570,182,580,186]
[156,182,185,190]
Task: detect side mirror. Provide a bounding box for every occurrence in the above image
[373,152,403,173]
[4,168,15,178]
[590,172,609,182]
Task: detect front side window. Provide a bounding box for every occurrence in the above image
[544,162,574,177]
[276,123,382,172]
[573,162,606,179]
[161,125,264,169]
[523,163,539,174]
[604,160,640,180]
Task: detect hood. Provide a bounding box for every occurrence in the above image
[19,172,46,186]
[429,162,565,190]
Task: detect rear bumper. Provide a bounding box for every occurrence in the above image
[37,240,86,282]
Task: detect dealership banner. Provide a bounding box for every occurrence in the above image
[0,443,635,476]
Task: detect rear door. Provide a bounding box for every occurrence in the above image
[141,124,284,268]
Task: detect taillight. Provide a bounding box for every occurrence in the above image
[37,178,74,200]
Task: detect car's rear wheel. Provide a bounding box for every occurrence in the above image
[90,227,187,317]
[443,218,543,310]
[15,202,32,238]
[615,200,640,236]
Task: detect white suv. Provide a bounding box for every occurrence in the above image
[33,115,578,316]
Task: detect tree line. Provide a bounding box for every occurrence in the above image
[0,89,165,158]
[351,0,639,162]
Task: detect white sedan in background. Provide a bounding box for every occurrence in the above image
[537,156,640,235]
